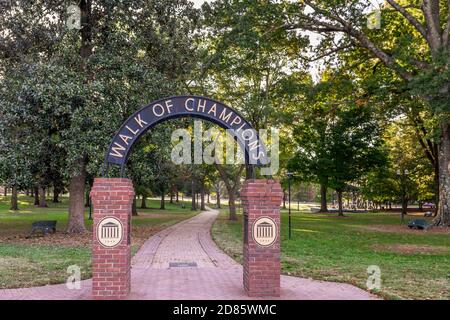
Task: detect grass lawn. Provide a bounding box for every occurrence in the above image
[0,194,198,289]
[212,206,450,300]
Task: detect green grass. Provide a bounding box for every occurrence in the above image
[0,194,198,289]
[0,244,92,288]
[212,207,450,300]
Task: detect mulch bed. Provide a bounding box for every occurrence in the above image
[0,225,165,248]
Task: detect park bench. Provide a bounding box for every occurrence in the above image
[28,220,57,237]
[407,219,428,230]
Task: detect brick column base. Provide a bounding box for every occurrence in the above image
[90,178,134,300]
[241,179,283,297]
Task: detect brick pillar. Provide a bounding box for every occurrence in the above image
[241,179,283,297]
[90,178,134,300]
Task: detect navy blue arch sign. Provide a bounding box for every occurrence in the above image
[105,95,269,175]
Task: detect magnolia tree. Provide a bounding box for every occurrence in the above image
[0,0,200,232]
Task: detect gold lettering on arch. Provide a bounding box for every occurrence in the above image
[219,108,233,123]
[185,98,195,111]
[207,103,217,117]
[119,134,133,146]
[109,142,126,158]
[134,113,148,127]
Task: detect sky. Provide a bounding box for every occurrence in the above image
[193,0,211,8]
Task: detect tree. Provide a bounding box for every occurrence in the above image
[359,168,398,208]
[0,72,41,210]
[215,163,244,220]
[194,1,311,179]
[204,1,449,224]
[382,121,435,210]
[211,176,224,209]
[289,71,386,216]
[0,0,200,231]
[276,0,449,224]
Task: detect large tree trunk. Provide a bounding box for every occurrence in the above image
[433,122,450,226]
[176,190,179,202]
[228,191,237,221]
[53,183,61,203]
[433,161,439,215]
[337,189,344,216]
[53,191,60,203]
[402,195,408,219]
[66,0,91,233]
[200,183,206,211]
[216,189,221,209]
[282,190,287,209]
[214,163,244,220]
[10,186,18,210]
[132,196,138,216]
[320,183,328,212]
[160,185,165,210]
[66,160,87,233]
[141,195,147,209]
[3,187,6,197]
[38,186,47,208]
[191,180,196,210]
[33,185,39,206]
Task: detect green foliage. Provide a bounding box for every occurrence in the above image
[0,0,200,189]
[289,73,386,193]
[410,51,450,116]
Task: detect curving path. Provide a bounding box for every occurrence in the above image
[0,208,378,300]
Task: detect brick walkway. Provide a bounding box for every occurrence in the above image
[0,208,378,300]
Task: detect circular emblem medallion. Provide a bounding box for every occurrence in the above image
[96,217,124,248]
[252,217,277,247]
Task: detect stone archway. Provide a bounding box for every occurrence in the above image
[90,95,282,299]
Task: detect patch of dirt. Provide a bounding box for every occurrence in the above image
[359,225,450,234]
[0,224,166,249]
[0,256,31,268]
[0,231,93,247]
[373,244,450,255]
